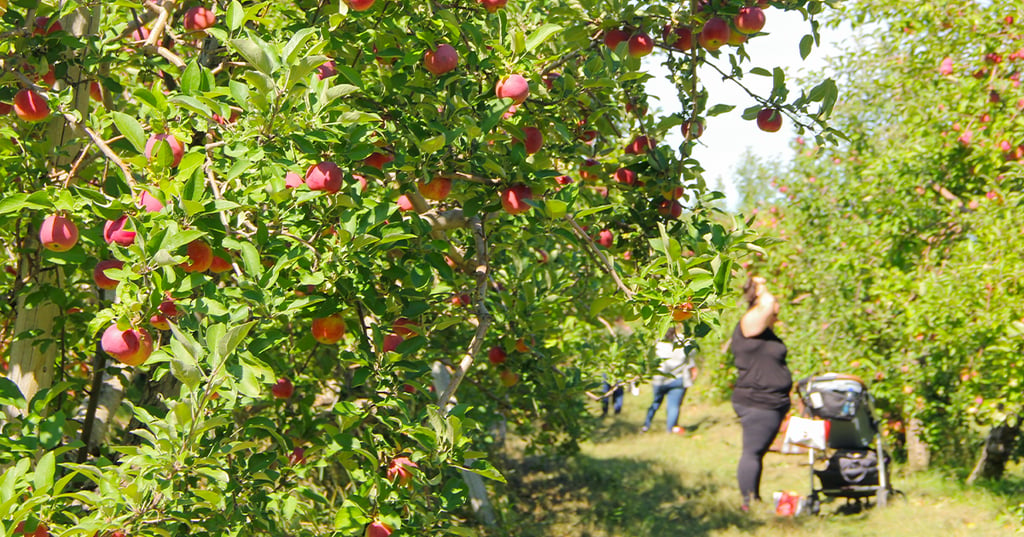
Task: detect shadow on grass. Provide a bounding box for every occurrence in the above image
[587,413,724,445]
[495,452,765,537]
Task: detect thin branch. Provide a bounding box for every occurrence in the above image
[437,217,491,414]
[565,215,635,299]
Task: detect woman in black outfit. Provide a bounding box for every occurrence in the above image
[730,276,793,511]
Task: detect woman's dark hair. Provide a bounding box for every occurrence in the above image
[662,326,678,343]
[742,277,758,309]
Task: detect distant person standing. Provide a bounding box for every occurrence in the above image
[730,276,793,512]
[642,326,697,433]
[600,373,625,417]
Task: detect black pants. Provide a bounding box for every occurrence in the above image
[733,402,788,506]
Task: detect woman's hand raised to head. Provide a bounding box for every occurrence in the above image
[740,280,779,338]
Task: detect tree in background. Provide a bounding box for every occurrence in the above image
[717,0,1024,500]
[0,0,837,534]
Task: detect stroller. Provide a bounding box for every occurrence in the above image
[796,373,895,514]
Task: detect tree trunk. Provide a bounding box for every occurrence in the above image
[906,416,930,471]
[5,5,100,418]
[432,361,497,526]
[967,414,1021,484]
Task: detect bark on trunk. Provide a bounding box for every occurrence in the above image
[967,414,1021,484]
[906,416,930,472]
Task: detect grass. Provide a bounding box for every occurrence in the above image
[488,392,1023,537]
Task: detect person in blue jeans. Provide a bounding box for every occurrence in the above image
[643,327,698,433]
[600,373,625,417]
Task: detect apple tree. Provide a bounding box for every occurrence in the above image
[717,0,1024,491]
[0,0,838,534]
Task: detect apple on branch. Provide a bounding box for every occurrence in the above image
[424,44,459,75]
[312,314,346,344]
[145,133,184,168]
[500,183,533,215]
[101,324,155,366]
[39,214,78,252]
[756,107,783,132]
[13,88,49,122]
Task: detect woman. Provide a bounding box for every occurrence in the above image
[730,276,792,511]
[641,326,697,433]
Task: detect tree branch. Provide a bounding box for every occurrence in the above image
[565,215,635,299]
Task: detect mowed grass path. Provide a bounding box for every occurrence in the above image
[493,394,1023,537]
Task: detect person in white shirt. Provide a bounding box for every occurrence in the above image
[642,326,698,433]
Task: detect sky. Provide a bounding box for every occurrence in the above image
[643,10,850,210]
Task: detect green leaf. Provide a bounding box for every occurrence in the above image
[706,104,735,117]
[419,133,446,154]
[226,0,245,31]
[286,54,330,90]
[0,377,25,408]
[0,192,51,216]
[454,459,506,483]
[32,451,54,494]
[180,60,201,95]
[799,34,814,60]
[772,67,785,95]
[176,151,205,181]
[282,27,317,66]
[231,38,279,76]
[749,67,772,77]
[111,112,147,154]
[238,241,264,279]
[219,321,257,359]
[574,204,613,218]
[525,24,562,53]
[169,95,212,117]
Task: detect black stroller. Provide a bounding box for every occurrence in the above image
[796,373,895,514]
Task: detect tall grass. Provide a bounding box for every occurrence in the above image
[488,392,1022,537]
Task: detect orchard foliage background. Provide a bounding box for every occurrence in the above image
[707,0,1024,498]
[0,0,840,535]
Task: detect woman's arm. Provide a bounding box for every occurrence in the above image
[740,279,777,338]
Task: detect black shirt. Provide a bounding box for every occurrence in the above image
[730,322,792,411]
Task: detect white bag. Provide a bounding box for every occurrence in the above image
[783,416,827,450]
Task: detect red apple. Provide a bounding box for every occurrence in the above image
[312,314,346,344]
[13,89,49,122]
[103,216,136,246]
[33,17,62,36]
[345,0,375,11]
[597,229,614,248]
[663,25,694,51]
[579,158,600,181]
[289,447,306,465]
[495,74,529,104]
[364,521,392,537]
[488,346,507,365]
[101,324,154,366]
[518,126,543,154]
[138,190,165,212]
[93,259,124,290]
[0,102,12,116]
[396,194,415,211]
[181,240,213,273]
[392,317,418,339]
[657,199,683,218]
[417,176,452,201]
[604,28,630,50]
[183,6,216,31]
[614,168,638,186]
[351,173,368,192]
[756,107,783,132]
[424,44,459,75]
[628,32,654,57]
[699,17,730,51]
[515,338,531,353]
[316,60,337,80]
[271,377,294,399]
[363,151,394,170]
[130,26,150,42]
[682,119,704,139]
[284,171,304,188]
[14,521,50,537]
[499,369,519,387]
[89,81,103,102]
[500,183,533,215]
[734,7,765,34]
[40,214,78,252]
[382,333,404,353]
[387,456,418,485]
[727,29,747,46]
[209,251,233,273]
[480,0,507,12]
[145,133,184,168]
[306,161,343,193]
[624,135,653,154]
